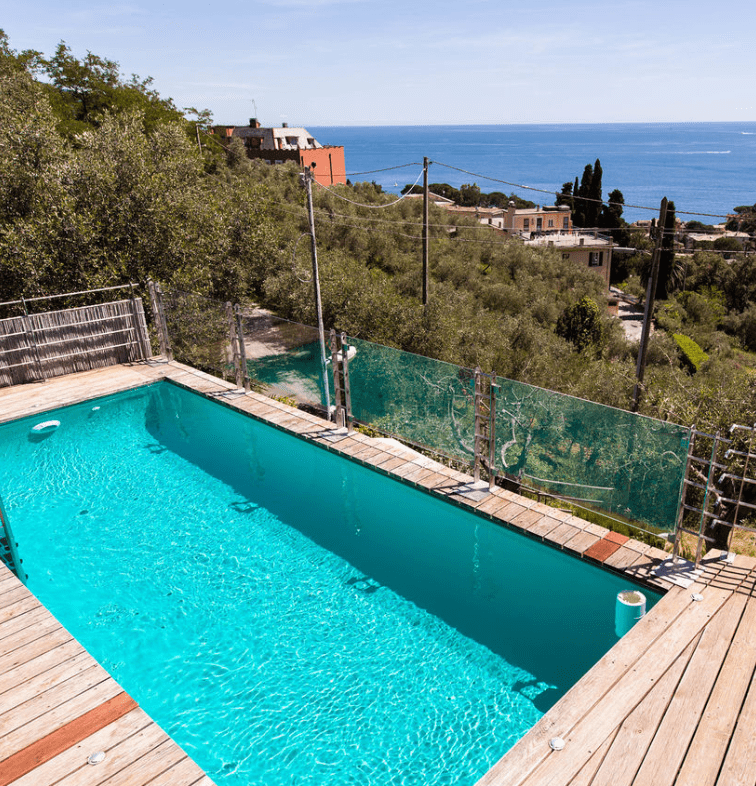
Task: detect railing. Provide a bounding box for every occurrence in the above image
[673,423,756,565]
[0,492,25,583]
[152,287,690,539]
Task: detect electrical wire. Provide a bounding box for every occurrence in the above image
[313,168,424,209]
[430,160,734,219]
[344,163,422,176]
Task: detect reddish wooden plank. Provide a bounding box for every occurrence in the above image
[0,692,137,784]
[583,537,622,563]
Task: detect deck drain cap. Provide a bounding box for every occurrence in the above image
[549,737,565,751]
[88,751,106,765]
[691,593,704,602]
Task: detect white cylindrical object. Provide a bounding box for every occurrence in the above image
[615,590,647,638]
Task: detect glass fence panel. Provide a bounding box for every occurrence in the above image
[346,337,476,465]
[493,376,689,532]
[163,289,234,382]
[238,310,327,410]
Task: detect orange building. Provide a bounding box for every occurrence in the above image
[215,119,346,186]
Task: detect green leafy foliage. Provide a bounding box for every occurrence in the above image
[673,333,709,372]
[2,30,756,441]
[556,296,605,352]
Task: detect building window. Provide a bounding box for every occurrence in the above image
[589,251,604,267]
[562,253,570,260]
[536,217,543,230]
[523,218,530,229]
[563,217,569,229]
[548,219,554,228]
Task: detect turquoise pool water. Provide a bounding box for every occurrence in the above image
[0,382,659,786]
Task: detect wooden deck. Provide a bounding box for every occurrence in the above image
[0,566,213,786]
[1,360,755,785]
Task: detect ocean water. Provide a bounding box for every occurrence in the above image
[310,123,756,223]
[0,382,659,786]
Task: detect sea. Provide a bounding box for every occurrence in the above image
[309,123,756,224]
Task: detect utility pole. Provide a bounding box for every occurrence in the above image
[632,197,668,413]
[301,167,332,419]
[422,157,429,306]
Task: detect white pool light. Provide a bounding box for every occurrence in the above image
[31,420,60,433]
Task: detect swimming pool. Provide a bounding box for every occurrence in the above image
[0,381,659,786]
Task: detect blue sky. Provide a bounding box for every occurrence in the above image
[1,0,752,126]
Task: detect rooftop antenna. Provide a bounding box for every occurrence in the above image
[250,98,258,123]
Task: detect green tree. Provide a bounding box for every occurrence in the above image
[39,41,182,138]
[585,158,603,226]
[556,296,605,352]
[458,183,482,207]
[656,200,679,299]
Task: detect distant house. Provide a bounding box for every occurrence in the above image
[213,119,346,186]
[523,231,613,288]
[496,202,573,236]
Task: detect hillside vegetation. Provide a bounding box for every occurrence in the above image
[2,32,756,435]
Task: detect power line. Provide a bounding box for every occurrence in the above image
[313,168,424,209]
[430,160,733,219]
[344,163,422,176]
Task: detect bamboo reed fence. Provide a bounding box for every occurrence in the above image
[0,297,151,387]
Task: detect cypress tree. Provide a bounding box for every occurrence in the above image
[656,200,677,299]
[586,158,602,226]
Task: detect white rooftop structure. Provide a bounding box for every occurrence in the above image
[230,122,322,151]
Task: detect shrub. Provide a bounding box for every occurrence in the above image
[673,333,709,372]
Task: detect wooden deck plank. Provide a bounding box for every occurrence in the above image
[53,721,169,786]
[588,637,697,786]
[522,514,562,540]
[630,590,749,786]
[543,523,583,548]
[145,756,211,786]
[0,663,111,737]
[0,605,48,642]
[716,664,756,785]
[561,530,601,556]
[0,639,85,698]
[476,582,722,786]
[0,612,60,656]
[512,586,732,786]
[0,678,124,761]
[0,585,30,611]
[102,737,189,786]
[7,707,152,786]
[674,595,756,786]
[0,650,94,716]
[567,727,619,786]
[0,692,138,784]
[0,627,74,679]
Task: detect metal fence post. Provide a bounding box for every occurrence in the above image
[149,281,173,361]
[129,284,152,360]
[234,305,250,391]
[330,330,353,432]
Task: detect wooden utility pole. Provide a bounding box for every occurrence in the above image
[422,157,429,306]
[632,197,668,412]
[302,167,332,419]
